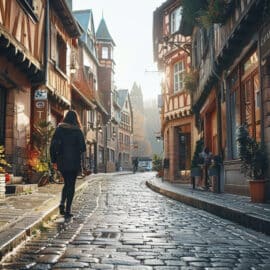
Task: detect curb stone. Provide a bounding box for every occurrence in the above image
[146,180,270,236]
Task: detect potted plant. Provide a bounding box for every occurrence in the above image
[236,123,268,203]
[152,154,163,178]
[28,121,55,184]
[0,145,11,198]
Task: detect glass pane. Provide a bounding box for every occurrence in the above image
[231,90,240,159]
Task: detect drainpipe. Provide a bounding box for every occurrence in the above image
[44,0,49,86]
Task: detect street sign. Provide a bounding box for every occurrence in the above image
[34,89,47,100]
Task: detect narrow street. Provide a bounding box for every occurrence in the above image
[1,173,270,270]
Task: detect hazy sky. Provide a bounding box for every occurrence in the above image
[73,0,164,101]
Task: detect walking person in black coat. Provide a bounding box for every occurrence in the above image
[50,110,86,219]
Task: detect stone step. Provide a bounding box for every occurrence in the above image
[5,184,38,195]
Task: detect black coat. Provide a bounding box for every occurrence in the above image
[50,123,86,172]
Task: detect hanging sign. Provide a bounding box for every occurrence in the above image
[34,89,47,100]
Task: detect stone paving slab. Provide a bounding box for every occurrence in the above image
[0,172,131,260]
[146,177,270,236]
[0,176,90,260]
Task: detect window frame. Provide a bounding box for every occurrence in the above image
[170,6,182,34]
[173,61,185,93]
[102,46,109,59]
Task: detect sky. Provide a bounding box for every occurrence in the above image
[72,0,164,101]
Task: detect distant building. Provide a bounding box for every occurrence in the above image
[116,90,133,170]
[130,82,152,158]
[96,16,118,172]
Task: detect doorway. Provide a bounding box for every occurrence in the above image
[178,132,191,170]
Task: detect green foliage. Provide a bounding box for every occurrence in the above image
[182,0,231,29]
[236,124,267,180]
[191,138,204,168]
[0,145,11,173]
[198,0,228,28]
[152,154,162,172]
[31,121,55,172]
[184,69,199,93]
[182,0,208,26]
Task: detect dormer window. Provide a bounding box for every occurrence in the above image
[102,46,109,59]
[170,6,182,34]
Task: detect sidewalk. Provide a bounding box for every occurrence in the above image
[0,172,132,260]
[0,174,100,260]
[146,176,270,236]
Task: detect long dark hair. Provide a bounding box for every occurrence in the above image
[62,110,82,129]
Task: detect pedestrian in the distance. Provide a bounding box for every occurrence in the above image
[50,110,86,219]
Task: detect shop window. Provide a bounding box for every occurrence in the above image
[174,61,185,93]
[99,147,104,163]
[170,6,182,34]
[228,50,260,159]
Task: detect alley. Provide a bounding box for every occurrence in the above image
[1,172,270,270]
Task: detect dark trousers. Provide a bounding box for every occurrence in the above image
[60,171,78,213]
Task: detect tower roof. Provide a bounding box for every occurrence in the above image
[117,89,129,109]
[96,17,115,46]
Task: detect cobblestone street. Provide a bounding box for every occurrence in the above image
[1,173,270,270]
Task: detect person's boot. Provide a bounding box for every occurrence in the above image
[59,205,65,215]
[64,212,73,219]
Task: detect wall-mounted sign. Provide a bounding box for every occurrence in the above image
[35,101,45,109]
[34,89,47,100]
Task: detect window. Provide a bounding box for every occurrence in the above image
[87,110,95,126]
[170,7,182,34]
[56,35,67,73]
[174,61,185,92]
[228,50,260,159]
[50,24,67,73]
[102,47,109,59]
[228,70,240,159]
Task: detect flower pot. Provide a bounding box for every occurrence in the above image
[29,172,44,184]
[249,179,267,203]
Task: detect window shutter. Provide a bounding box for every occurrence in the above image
[50,23,57,61]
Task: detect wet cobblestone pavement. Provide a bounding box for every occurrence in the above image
[1,173,270,269]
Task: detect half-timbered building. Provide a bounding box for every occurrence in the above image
[180,0,270,199]
[153,0,195,182]
[0,0,45,177]
[117,89,133,171]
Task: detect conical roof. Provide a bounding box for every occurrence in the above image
[96,17,115,45]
